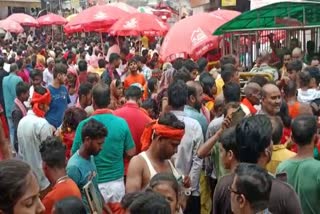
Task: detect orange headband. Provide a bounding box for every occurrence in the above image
[140,121,185,151]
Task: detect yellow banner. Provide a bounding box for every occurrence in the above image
[221,0,236,7]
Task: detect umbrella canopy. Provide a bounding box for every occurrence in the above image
[38,13,67,26]
[66,14,77,22]
[109,13,169,36]
[109,2,138,14]
[210,9,241,22]
[160,13,225,62]
[65,5,129,33]
[7,13,38,27]
[0,19,24,33]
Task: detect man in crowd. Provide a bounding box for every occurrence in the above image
[212,115,302,214]
[71,83,136,212]
[12,81,29,152]
[241,82,261,115]
[185,81,208,136]
[3,63,22,146]
[124,58,146,89]
[46,63,70,128]
[101,53,121,85]
[43,57,54,87]
[0,58,9,117]
[126,112,185,192]
[67,119,108,213]
[40,136,81,214]
[230,163,272,214]
[257,83,282,116]
[168,80,204,214]
[277,115,320,214]
[18,86,53,192]
[215,55,238,95]
[114,85,152,173]
[78,60,88,84]
[76,82,93,111]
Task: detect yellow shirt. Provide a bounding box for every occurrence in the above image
[93,68,105,77]
[215,77,225,96]
[266,144,296,174]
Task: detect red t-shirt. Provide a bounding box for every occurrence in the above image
[42,178,81,214]
[124,73,146,89]
[114,102,152,174]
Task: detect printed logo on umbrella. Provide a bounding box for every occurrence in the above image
[123,18,137,29]
[156,19,167,29]
[94,12,108,20]
[191,28,208,47]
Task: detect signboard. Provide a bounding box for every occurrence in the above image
[190,0,210,7]
[250,0,303,10]
[221,0,236,6]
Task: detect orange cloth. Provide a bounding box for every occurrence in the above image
[42,178,81,214]
[288,101,300,119]
[140,121,185,151]
[241,98,257,115]
[31,88,51,118]
[124,73,146,89]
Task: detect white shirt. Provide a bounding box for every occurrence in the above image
[17,110,54,190]
[43,68,53,87]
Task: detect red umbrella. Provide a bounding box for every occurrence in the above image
[7,13,38,27]
[210,9,241,22]
[65,5,129,33]
[38,13,67,26]
[109,13,169,36]
[160,13,224,62]
[0,19,24,33]
[109,2,138,14]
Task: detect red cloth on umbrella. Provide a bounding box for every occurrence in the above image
[38,13,67,26]
[160,13,225,62]
[109,13,169,36]
[7,13,38,27]
[0,19,23,33]
[65,5,128,33]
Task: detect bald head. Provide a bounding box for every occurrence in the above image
[261,84,280,98]
[186,81,202,90]
[244,82,261,96]
[261,84,281,116]
[292,47,303,60]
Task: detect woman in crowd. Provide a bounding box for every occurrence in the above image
[109,79,125,110]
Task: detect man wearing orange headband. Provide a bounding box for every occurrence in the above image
[126,112,185,192]
[17,86,54,195]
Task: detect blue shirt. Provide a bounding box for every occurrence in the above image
[2,73,22,118]
[184,105,208,136]
[45,85,70,128]
[67,151,103,212]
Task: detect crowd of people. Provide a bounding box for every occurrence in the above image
[0,31,319,214]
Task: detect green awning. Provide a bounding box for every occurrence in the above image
[214,1,320,35]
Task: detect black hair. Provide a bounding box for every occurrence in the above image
[187,83,197,101]
[287,60,302,72]
[168,80,188,109]
[184,59,199,73]
[62,107,87,133]
[172,58,185,70]
[0,160,32,214]
[305,66,320,85]
[53,63,68,78]
[291,115,317,146]
[78,82,93,98]
[220,55,236,66]
[283,80,297,97]
[223,82,240,103]
[125,85,142,100]
[53,196,86,214]
[121,191,171,214]
[249,75,268,87]
[149,172,180,200]
[0,57,4,67]
[81,118,107,140]
[147,77,158,94]
[298,71,311,88]
[16,59,23,70]
[276,100,292,128]
[87,72,99,85]
[236,115,272,163]
[221,63,236,83]
[220,127,239,161]
[270,116,284,145]
[16,81,29,97]
[109,53,120,64]
[39,136,66,169]
[10,63,18,73]
[197,57,208,73]
[173,67,192,82]
[98,59,106,69]
[92,83,110,108]
[30,69,43,80]
[78,60,87,72]
[158,112,185,130]
[142,49,149,57]
[199,72,215,97]
[234,163,272,212]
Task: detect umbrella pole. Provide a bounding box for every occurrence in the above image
[100,32,104,56]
